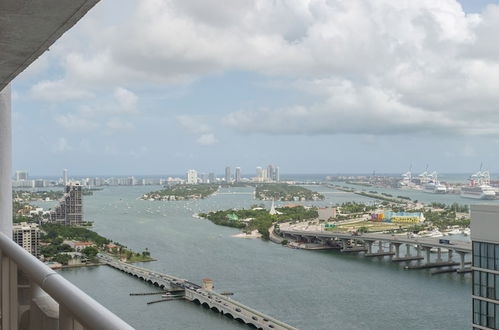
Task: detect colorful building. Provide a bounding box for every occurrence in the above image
[370,212,424,224]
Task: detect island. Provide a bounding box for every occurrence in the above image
[255,183,324,201]
[142,184,219,201]
[199,205,318,239]
[13,188,99,202]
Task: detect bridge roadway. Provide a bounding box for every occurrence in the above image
[279,225,472,270]
[279,227,471,253]
[98,254,298,330]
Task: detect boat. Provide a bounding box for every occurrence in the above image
[461,170,496,200]
[423,182,447,194]
[447,228,462,235]
[424,229,443,238]
[422,172,447,194]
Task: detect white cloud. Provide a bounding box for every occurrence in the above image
[196,133,218,145]
[176,115,212,134]
[55,111,99,131]
[31,79,94,102]
[177,115,219,145]
[28,0,499,136]
[113,87,139,113]
[51,138,72,153]
[106,118,134,131]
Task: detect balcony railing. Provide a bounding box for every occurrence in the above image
[0,231,134,330]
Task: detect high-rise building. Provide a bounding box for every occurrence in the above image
[208,173,215,183]
[267,165,274,181]
[13,222,40,257]
[15,170,28,181]
[256,167,262,179]
[50,183,83,226]
[186,169,198,184]
[34,179,46,188]
[63,169,68,185]
[470,204,499,329]
[225,166,231,183]
[274,167,280,181]
[235,167,241,182]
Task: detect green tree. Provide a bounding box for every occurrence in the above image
[81,246,99,258]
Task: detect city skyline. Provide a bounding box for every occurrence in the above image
[11,0,499,175]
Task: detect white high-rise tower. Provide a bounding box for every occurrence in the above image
[63,169,68,185]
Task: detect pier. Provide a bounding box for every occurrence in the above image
[278,226,472,272]
[98,254,298,330]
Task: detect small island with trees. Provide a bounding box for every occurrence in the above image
[142,184,219,201]
[255,183,324,201]
[13,188,99,202]
[199,205,318,239]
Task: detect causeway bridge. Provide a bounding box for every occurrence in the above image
[98,254,298,330]
[278,224,472,272]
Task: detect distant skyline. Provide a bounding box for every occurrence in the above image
[11,0,499,176]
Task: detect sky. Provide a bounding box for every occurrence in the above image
[11,0,499,177]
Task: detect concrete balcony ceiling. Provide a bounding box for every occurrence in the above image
[0,0,100,90]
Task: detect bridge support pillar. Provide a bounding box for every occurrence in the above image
[423,246,431,263]
[378,241,384,253]
[447,249,453,262]
[405,244,412,257]
[457,251,466,270]
[436,248,443,263]
[416,245,421,258]
[392,243,401,258]
[366,241,373,254]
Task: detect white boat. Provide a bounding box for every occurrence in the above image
[447,228,462,235]
[461,185,495,199]
[421,171,447,194]
[463,228,471,236]
[461,170,496,200]
[425,229,443,238]
[423,182,447,194]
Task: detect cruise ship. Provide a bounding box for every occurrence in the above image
[421,171,447,194]
[461,170,496,200]
[423,181,447,194]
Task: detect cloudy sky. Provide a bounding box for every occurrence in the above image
[11,0,499,176]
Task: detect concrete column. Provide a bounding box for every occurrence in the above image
[378,241,383,253]
[416,245,421,257]
[447,249,453,262]
[405,244,411,257]
[392,243,401,258]
[436,248,442,262]
[0,85,12,237]
[457,251,466,270]
[366,241,373,254]
[1,253,18,330]
[425,247,431,263]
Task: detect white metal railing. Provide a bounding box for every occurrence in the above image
[0,231,134,330]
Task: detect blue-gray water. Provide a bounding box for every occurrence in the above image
[33,184,485,330]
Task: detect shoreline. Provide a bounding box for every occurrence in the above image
[231,230,262,239]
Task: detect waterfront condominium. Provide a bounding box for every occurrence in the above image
[471,204,499,329]
[13,222,40,257]
[186,169,198,184]
[50,182,83,226]
[235,167,241,182]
